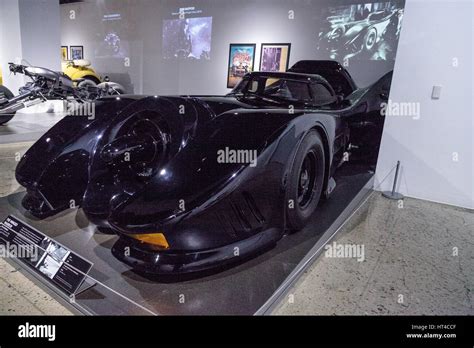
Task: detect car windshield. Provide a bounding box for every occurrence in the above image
[231,76,313,105]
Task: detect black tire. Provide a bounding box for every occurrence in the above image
[286,130,326,231]
[78,75,101,88]
[363,28,377,51]
[0,85,16,125]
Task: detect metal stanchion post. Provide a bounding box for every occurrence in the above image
[382,161,404,200]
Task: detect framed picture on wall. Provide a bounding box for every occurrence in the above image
[70,46,84,60]
[259,43,291,72]
[227,43,256,88]
[61,46,68,61]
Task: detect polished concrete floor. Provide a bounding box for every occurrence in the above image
[0,256,72,315]
[276,194,474,315]
[0,110,64,145]
[0,136,472,315]
[0,112,72,315]
[0,142,32,197]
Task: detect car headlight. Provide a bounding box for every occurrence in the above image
[329,27,344,40]
[128,232,170,250]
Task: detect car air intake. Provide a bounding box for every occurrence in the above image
[100,112,170,179]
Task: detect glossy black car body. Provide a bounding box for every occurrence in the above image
[16,60,391,274]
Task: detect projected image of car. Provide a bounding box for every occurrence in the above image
[15,60,392,275]
[317,1,404,61]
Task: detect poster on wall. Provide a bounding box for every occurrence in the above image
[227,44,256,88]
[259,43,291,72]
[70,46,84,60]
[61,46,68,61]
[317,1,404,62]
[162,16,213,60]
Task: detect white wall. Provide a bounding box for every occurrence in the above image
[18,0,61,71]
[0,0,61,94]
[0,0,24,94]
[375,0,474,209]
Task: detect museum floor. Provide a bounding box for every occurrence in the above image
[0,132,72,315]
[0,117,472,315]
[276,194,474,315]
[0,107,65,145]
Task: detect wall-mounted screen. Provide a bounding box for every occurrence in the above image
[95,31,129,59]
[317,1,404,62]
[162,16,213,60]
[94,14,130,59]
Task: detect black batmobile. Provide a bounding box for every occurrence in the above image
[16,60,391,274]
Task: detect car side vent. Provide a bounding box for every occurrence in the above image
[230,201,252,231]
[230,192,266,234]
[215,212,239,238]
[216,193,266,238]
[242,192,265,224]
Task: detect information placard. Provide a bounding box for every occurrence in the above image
[0,215,93,296]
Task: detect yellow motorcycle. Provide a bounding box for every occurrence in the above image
[61,59,102,87]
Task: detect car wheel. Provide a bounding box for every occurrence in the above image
[78,76,100,88]
[364,28,377,51]
[0,85,16,125]
[286,130,326,231]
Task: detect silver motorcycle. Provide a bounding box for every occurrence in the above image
[0,63,125,125]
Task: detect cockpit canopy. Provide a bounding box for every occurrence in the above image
[229,72,338,107]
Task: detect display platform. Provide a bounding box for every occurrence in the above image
[0,109,65,145]
[0,163,374,315]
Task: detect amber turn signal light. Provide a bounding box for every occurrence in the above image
[129,233,170,250]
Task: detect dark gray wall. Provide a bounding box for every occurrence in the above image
[61,0,402,95]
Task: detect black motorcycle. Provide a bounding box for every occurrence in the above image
[0,63,124,125]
